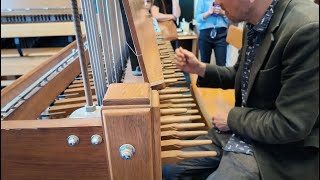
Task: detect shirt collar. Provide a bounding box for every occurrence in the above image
[248,0,278,33]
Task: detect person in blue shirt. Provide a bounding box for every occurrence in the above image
[196,0,229,66]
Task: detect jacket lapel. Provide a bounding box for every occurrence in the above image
[246,0,292,98]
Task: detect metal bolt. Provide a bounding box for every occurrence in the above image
[91,134,102,145]
[67,135,79,146]
[119,144,135,160]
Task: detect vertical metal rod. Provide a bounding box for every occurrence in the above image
[81,0,107,106]
[86,0,103,104]
[113,0,125,70]
[105,0,119,82]
[71,0,94,108]
[116,1,129,68]
[97,0,114,84]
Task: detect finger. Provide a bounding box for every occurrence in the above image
[175,60,185,67]
[174,55,186,64]
[175,48,183,57]
[181,49,195,58]
[175,47,185,56]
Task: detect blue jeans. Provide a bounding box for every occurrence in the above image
[198,28,228,66]
[162,128,260,180]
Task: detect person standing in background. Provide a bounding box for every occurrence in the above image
[196,0,229,66]
[151,0,181,49]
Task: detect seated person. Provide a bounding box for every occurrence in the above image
[163,0,319,179]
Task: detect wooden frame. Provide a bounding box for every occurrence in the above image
[1,37,89,120]
[1,118,110,180]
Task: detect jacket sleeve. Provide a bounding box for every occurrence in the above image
[228,23,319,144]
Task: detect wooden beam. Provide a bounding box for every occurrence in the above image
[1,48,63,58]
[1,56,50,76]
[1,120,110,179]
[1,118,101,130]
[1,22,85,38]
[1,38,83,109]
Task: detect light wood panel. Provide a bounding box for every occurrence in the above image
[1,123,109,180]
[151,90,162,179]
[102,108,154,180]
[190,74,235,128]
[1,48,63,58]
[1,118,101,129]
[103,83,150,106]
[122,0,165,89]
[1,0,82,10]
[1,22,85,38]
[1,56,50,76]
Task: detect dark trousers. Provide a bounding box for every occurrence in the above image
[198,28,228,66]
[171,40,179,51]
[162,128,260,180]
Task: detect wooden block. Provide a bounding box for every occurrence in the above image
[103,83,150,106]
[102,108,154,180]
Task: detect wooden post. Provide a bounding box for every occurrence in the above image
[102,83,161,180]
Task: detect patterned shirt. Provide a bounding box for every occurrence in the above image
[223,0,278,155]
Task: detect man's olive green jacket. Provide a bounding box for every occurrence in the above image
[197,0,319,179]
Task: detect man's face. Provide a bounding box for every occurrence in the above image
[215,0,252,23]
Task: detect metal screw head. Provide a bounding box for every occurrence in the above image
[91,134,102,145]
[119,144,135,160]
[67,135,79,146]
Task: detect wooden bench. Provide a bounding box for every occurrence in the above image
[1,48,64,88]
